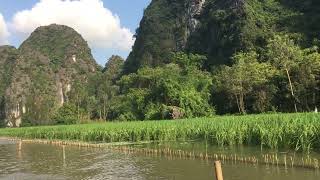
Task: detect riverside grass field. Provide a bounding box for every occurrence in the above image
[0,113,320,152]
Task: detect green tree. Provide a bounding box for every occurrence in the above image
[53,103,79,125]
[295,47,320,110]
[68,80,89,120]
[266,35,303,112]
[113,53,214,120]
[95,56,124,120]
[214,51,276,114]
[171,52,206,70]
[22,91,58,126]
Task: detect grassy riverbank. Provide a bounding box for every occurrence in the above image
[0,113,319,151]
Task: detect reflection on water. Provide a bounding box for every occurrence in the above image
[130,141,320,169]
[0,139,319,180]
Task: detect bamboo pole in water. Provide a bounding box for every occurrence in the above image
[18,140,22,151]
[214,161,224,180]
[18,140,22,159]
[63,145,66,160]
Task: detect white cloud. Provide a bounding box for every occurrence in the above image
[0,13,9,45]
[10,0,134,50]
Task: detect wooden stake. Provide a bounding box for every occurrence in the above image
[18,140,22,152]
[62,145,66,167]
[214,161,224,180]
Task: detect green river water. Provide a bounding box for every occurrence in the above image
[0,139,319,180]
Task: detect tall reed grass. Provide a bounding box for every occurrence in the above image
[0,113,319,151]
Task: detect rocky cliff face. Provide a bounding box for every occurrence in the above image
[3,24,98,127]
[0,46,18,125]
[186,0,247,67]
[125,0,319,72]
[124,0,206,73]
[186,0,206,37]
[124,0,248,72]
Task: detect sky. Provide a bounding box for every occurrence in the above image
[0,0,151,65]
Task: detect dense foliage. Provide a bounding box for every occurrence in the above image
[213,51,277,114]
[48,52,215,122]
[37,55,126,125]
[213,35,320,114]
[123,0,320,115]
[112,53,213,120]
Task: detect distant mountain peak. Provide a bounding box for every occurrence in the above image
[2,24,98,127]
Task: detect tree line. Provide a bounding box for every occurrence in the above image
[22,34,318,126]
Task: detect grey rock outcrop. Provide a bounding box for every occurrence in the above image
[185,0,206,39]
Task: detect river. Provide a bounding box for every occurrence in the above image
[0,139,319,180]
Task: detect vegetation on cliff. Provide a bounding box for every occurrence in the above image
[2,24,98,127]
[124,0,191,73]
[0,46,17,125]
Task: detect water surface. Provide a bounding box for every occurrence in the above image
[0,139,319,180]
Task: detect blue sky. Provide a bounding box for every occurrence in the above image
[0,0,151,65]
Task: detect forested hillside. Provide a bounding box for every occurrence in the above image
[124,0,320,115]
[0,0,319,127]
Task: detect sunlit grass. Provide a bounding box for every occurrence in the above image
[0,113,319,151]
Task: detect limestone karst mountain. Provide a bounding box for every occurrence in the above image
[1,24,98,127]
[125,0,320,72]
[124,0,207,73]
